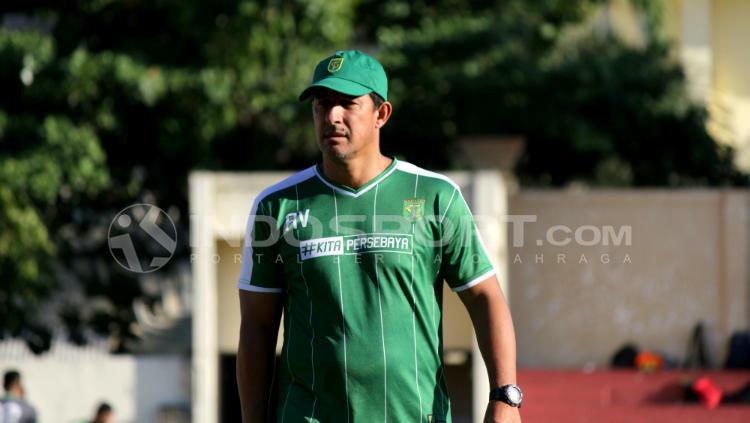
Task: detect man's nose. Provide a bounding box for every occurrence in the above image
[325,104,344,124]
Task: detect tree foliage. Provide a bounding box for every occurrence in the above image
[361,0,745,185]
[0,0,355,352]
[360,0,610,166]
[0,0,745,353]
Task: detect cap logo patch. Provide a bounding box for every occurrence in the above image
[327,57,344,73]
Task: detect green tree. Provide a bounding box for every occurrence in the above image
[1,0,745,353]
[357,0,610,167]
[357,0,746,185]
[514,36,745,186]
[0,0,356,353]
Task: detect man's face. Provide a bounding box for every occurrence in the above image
[100,411,113,423]
[312,89,381,161]
[9,378,23,397]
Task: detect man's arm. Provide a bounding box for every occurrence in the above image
[237,290,284,423]
[457,275,521,423]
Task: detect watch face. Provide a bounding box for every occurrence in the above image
[506,386,522,404]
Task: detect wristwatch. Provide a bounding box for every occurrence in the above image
[489,384,523,408]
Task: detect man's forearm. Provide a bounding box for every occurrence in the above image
[460,278,517,387]
[237,323,278,423]
[473,291,516,386]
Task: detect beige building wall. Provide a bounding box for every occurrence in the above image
[0,351,189,423]
[605,0,750,171]
[710,0,750,170]
[509,190,750,368]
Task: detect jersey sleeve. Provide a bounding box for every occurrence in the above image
[237,198,284,293]
[440,188,496,291]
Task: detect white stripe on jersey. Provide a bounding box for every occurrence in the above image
[410,174,424,422]
[452,269,497,292]
[440,189,458,224]
[373,183,378,232]
[296,184,318,419]
[395,160,461,191]
[333,189,351,423]
[281,299,295,423]
[237,284,283,293]
[373,183,388,423]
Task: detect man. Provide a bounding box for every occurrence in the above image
[237,50,521,423]
[92,403,113,423]
[1,370,37,423]
[77,402,113,423]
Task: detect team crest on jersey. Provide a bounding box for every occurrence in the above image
[327,57,344,73]
[403,198,425,221]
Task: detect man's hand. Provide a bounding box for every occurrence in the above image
[485,401,521,423]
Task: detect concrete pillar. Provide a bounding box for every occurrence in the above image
[190,173,219,423]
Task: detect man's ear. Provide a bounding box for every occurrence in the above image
[375,101,392,129]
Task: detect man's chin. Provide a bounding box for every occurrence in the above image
[333,151,354,160]
[327,150,354,161]
[321,144,354,161]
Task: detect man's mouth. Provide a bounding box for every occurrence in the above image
[324,127,348,139]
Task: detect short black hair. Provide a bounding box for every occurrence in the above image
[3,370,20,391]
[96,402,112,416]
[369,92,385,108]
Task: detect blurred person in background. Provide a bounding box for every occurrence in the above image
[73,402,113,423]
[89,402,113,423]
[237,50,521,423]
[0,370,37,423]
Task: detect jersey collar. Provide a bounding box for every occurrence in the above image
[314,157,399,198]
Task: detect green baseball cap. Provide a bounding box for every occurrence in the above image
[298,50,388,101]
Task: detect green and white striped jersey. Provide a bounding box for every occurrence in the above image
[238,158,495,423]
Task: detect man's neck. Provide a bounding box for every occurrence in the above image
[321,153,393,189]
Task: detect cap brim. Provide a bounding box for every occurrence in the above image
[298,77,373,101]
